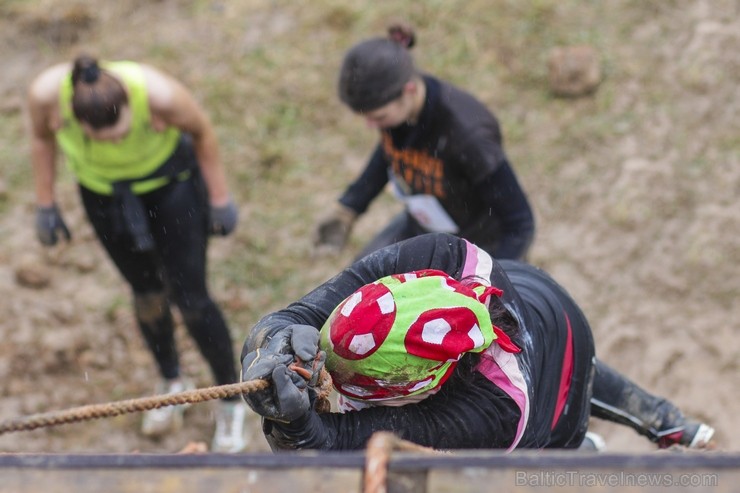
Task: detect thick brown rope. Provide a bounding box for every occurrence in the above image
[5,376,440,492]
[0,379,268,435]
[363,431,439,493]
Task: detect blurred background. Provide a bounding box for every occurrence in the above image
[0,0,737,453]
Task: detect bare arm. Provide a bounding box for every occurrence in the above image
[26,65,67,207]
[144,65,230,206]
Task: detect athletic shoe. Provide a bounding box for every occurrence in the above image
[579,431,607,452]
[657,421,715,449]
[211,400,248,453]
[141,377,195,438]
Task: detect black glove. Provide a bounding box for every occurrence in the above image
[313,203,357,253]
[35,205,71,246]
[209,200,238,236]
[241,324,325,422]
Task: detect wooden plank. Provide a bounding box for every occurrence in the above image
[0,468,362,493]
[0,451,737,493]
[0,453,365,493]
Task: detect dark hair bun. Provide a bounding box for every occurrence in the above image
[72,54,101,85]
[387,23,416,49]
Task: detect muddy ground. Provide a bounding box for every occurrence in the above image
[0,0,737,455]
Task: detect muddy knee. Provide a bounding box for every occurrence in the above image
[134,291,170,324]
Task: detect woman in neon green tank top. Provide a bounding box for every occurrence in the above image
[27,54,248,452]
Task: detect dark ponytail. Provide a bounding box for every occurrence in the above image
[71,54,128,129]
[338,23,418,113]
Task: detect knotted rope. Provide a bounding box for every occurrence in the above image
[0,379,269,435]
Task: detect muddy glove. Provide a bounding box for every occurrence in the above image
[209,199,238,236]
[241,324,325,422]
[313,202,357,253]
[35,204,71,246]
[290,324,326,387]
[267,364,311,423]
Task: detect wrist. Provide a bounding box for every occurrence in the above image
[36,199,55,208]
[336,202,358,221]
[210,196,231,208]
[270,408,314,432]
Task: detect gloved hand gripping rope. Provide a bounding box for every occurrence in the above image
[0,362,437,493]
[0,366,333,436]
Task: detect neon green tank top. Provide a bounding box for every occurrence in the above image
[56,61,181,195]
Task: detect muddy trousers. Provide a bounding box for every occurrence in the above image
[80,171,238,394]
[590,360,688,443]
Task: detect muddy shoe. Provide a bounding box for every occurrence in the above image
[211,400,248,453]
[141,377,195,438]
[657,421,715,449]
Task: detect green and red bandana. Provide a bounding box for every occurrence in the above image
[320,269,503,401]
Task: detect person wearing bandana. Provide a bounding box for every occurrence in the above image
[313,24,535,261]
[27,54,247,452]
[241,233,714,451]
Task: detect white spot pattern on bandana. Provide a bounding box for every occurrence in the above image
[377,292,395,314]
[341,291,363,316]
[349,332,376,355]
[468,323,484,348]
[421,318,451,344]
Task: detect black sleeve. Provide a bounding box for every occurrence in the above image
[243,233,522,450]
[473,162,535,260]
[265,357,520,450]
[242,233,468,358]
[337,144,390,214]
[455,124,508,184]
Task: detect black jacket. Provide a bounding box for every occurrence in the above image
[243,233,593,450]
[339,76,535,259]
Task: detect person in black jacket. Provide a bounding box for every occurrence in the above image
[314,24,535,261]
[241,233,714,451]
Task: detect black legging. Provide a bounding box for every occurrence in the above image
[79,166,237,389]
[590,360,689,443]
